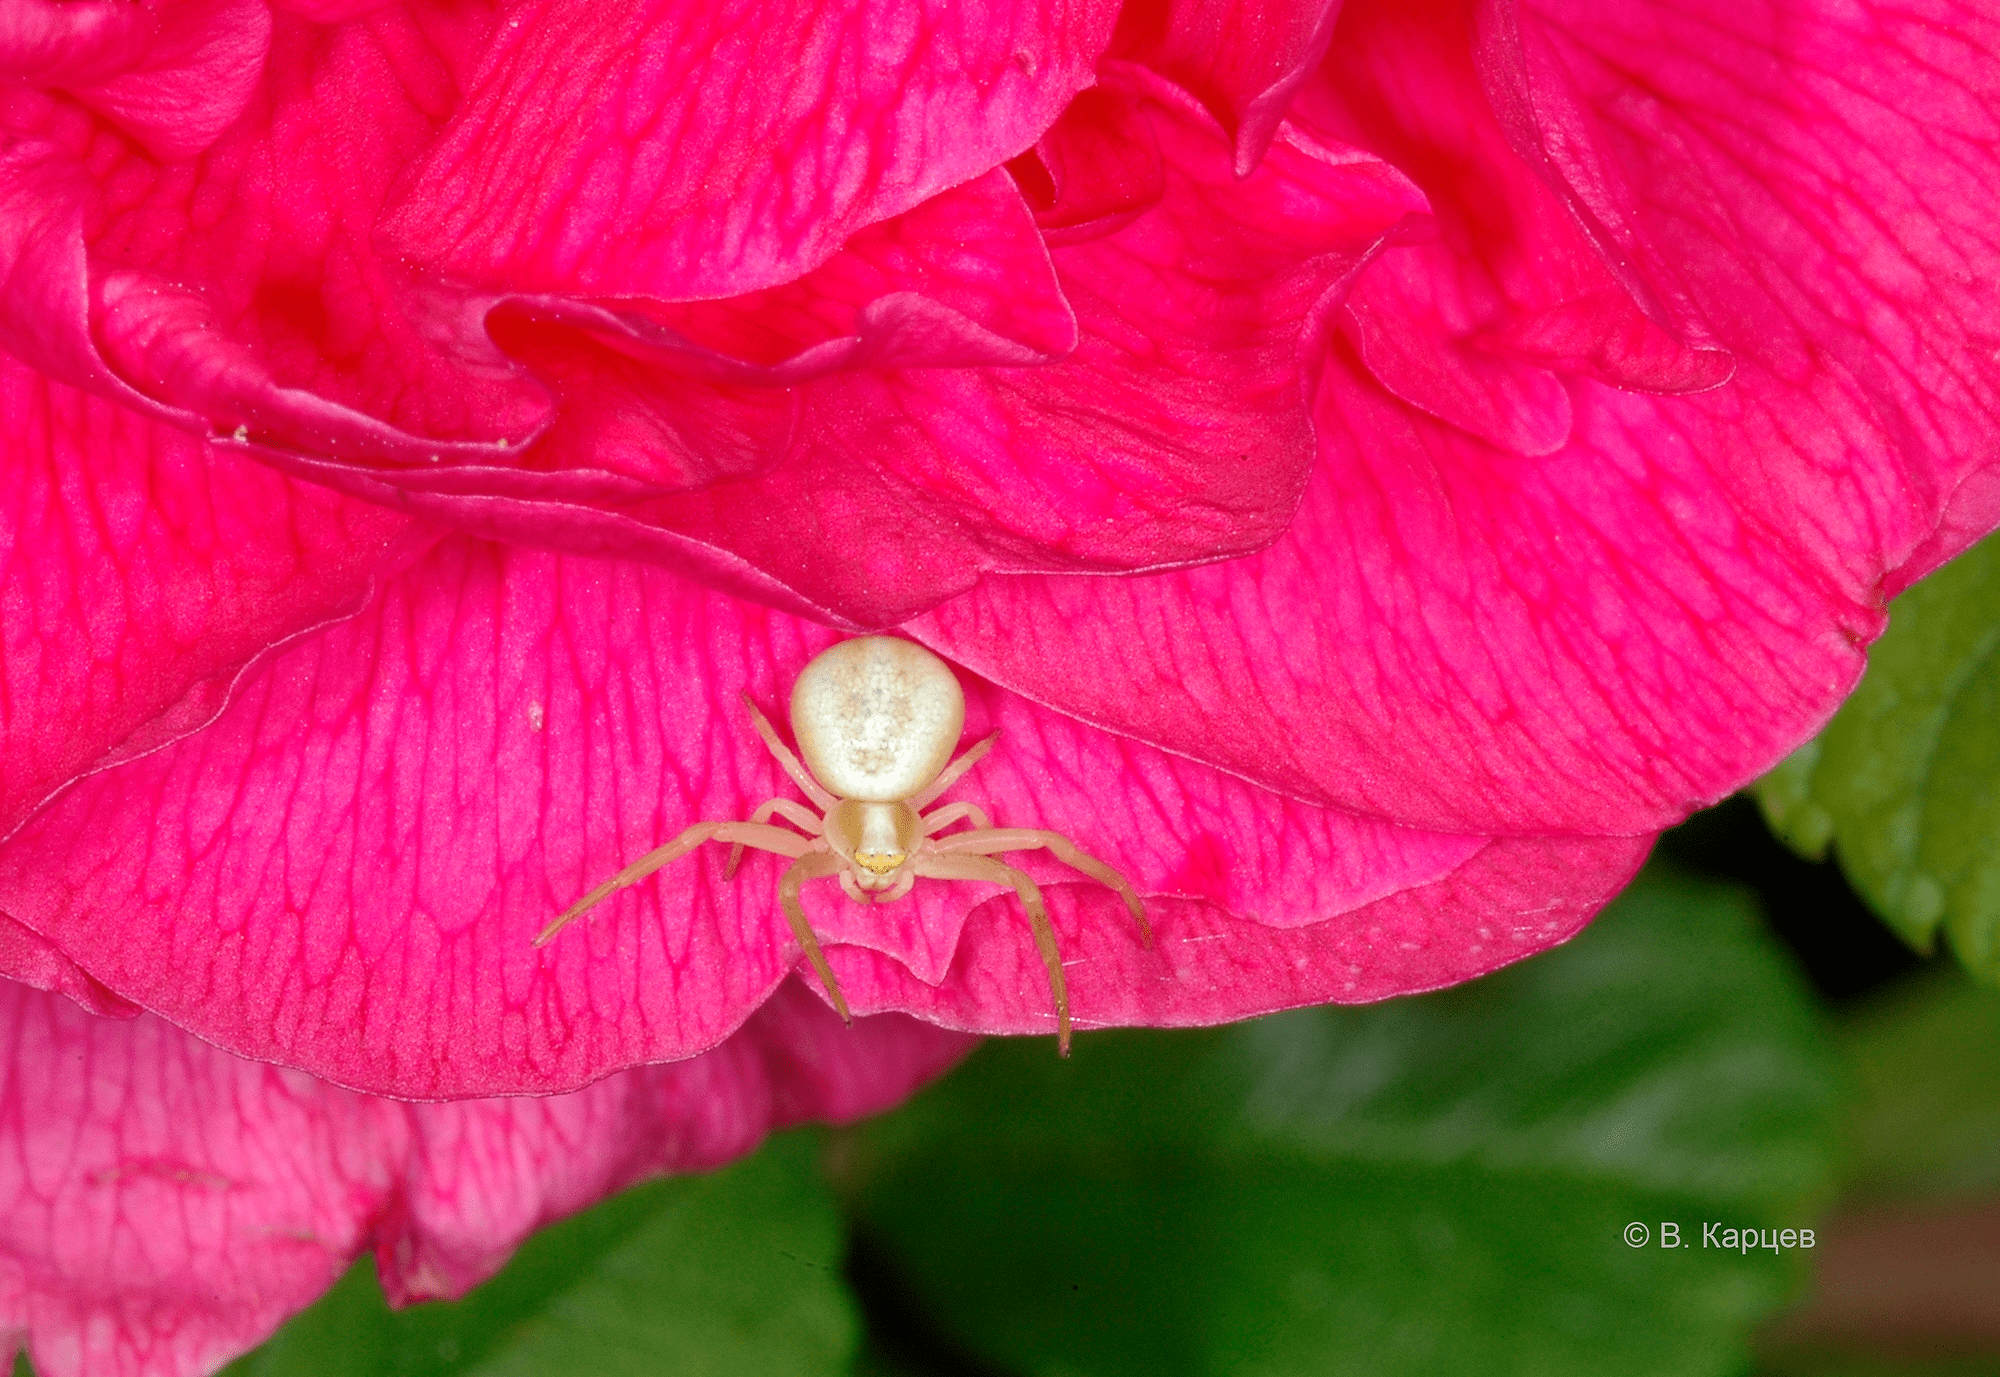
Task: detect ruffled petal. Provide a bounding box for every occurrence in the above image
[1109,0,1343,172]
[0,976,970,1377]
[1527,0,2000,580]
[915,369,1889,834]
[826,832,1650,1036]
[0,11,549,451]
[0,914,138,1018]
[379,0,1122,299]
[380,79,1427,626]
[0,538,1488,1095]
[1308,0,1732,401]
[5,12,1429,628]
[3,0,271,160]
[0,362,411,843]
[1,1,156,88]
[64,0,271,160]
[915,0,2000,834]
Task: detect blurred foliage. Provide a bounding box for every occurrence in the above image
[1835,970,2000,1201]
[1750,966,2000,1377]
[1757,535,2000,980]
[1657,795,1924,1003]
[836,866,1841,1377]
[215,1130,854,1377]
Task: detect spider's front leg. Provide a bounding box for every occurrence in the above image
[912,851,1072,1055]
[929,828,1152,946]
[536,820,812,945]
[781,851,852,1021]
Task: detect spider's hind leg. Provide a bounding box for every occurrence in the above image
[908,731,1000,811]
[740,692,837,810]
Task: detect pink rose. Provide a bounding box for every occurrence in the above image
[3,0,1997,1367]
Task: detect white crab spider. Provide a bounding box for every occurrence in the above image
[535,636,1151,1055]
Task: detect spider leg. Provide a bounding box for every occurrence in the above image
[913,851,1071,1056]
[740,691,838,811]
[927,828,1151,948]
[876,867,917,903]
[781,851,852,1022]
[908,730,1000,811]
[918,800,992,837]
[726,797,823,877]
[838,869,871,903]
[537,821,813,945]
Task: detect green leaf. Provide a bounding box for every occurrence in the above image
[1752,535,2000,977]
[840,865,1841,1377]
[221,1130,856,1377]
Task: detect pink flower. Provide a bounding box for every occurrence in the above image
[1,0,1997,1364]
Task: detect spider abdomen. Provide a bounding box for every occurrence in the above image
[790,637,964,802]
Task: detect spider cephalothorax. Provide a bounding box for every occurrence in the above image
[536,636,1150,1054]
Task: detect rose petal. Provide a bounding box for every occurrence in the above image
[9,17,1433,629]
[1,0,270,160]
[1109,0,1344,173]
[269,0,403,20]
[590,168,1079,380]
[915,368,1889,835]
[1308,0,1731,398]
[1013,84,1164,242]
[0,1,155,88]
[0,140,128,403]
[1529,0,2000,567]
[1339,235,1574,456]
[0,360,412,842]
[0,538,1488,1096]
[806,673,1487,983]
[825,832,1650,1037]
[65,0,271,161]
[482,166,1077,492]
[380,0,1121,299]
[0,912,138,1018]
[0,12,550,452]
[90,269,541,463]
[916,0,2000,834]
[0,975,970,1377]
[398,80,1428,627]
